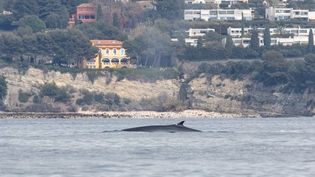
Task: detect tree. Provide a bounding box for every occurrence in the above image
[155,0,184,20]
[241,12,245,37]
[0,76,7,101]
[308,29,314,53]
[48,29,98,65]
[197,37,203,48]
[44,12,68,29]
[96,4,103,22]
[225,35,234,57]
[76,22,126,40]
[112,13,120,29]
[262,50,284,63]
[63,0,89,14]
[129,28,172,67]
[0,33,23,61]
[264,26,271,48]
[250,28,260,50]
[11,0,39,19]
[16,15,46,32]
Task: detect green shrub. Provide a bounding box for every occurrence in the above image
[0,75,7,101]
[18,90,32,103]
[33,95,40,103]
[76,90,94,106]
[40,82,70,102]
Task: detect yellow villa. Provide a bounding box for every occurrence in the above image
[85,40,130,69]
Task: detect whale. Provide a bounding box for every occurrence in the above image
[121,121,201,133]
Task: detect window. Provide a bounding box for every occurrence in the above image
[102,58,110,65]
[112,58,119,64]
[210,11,217,15]
[120,48,125,55]
[121,58,128,64]
[106,49,110,55]
[113,49,117,55]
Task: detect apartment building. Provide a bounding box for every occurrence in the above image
[185,0,248,5]
[226,26,315,47]
[184,9,254,21]
[187,28,216,37]
[227,27,315,37]
[265,7,315,21]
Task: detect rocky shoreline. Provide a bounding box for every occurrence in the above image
[0,110,260,119]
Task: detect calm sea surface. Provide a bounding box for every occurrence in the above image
[0,117,315,177]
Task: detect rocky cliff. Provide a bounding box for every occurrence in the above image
[0,67,314,116]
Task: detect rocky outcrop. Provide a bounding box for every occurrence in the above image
[0,67,180,112]
[188,74,315,116]
[0,67,314,116]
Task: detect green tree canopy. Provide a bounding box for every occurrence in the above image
[16,15,46,32]
[264,26,271,48]
[250,28,260,50]
[155,0,184,20]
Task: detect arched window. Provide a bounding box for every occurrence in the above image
[121,58,128,64]
[106,49,110,55]
[113,48,117,55]
[120,48,125,55]
[112,58,119,64]
[102,58,110,64]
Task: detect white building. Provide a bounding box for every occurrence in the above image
[265,7,315,21]
[187,28,216,37]
[184,9,254,21]
[229,36,313,47]
[185,38,199,47]
[185,0,247,4]
[227,27,315,38]
[226,26,315,47]
[185,0,206,4]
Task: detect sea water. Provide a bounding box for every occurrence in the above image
[0,117,315,177]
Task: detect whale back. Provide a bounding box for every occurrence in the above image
[122,121,201,133]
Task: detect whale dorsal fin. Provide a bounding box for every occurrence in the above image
[177,121,185,126]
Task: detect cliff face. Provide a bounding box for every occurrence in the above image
[188,74,315,116]
[0,67,180,112]
[0,67,314,116]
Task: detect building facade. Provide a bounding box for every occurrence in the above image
[85,40,130,69]
[76,3,97,23]
[187,28,215,37]
[265,7,315,21]
[184,9,254,21]
[225,27,315,47]
[227,27,315,37]
[185,0,248,5]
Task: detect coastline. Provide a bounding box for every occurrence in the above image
[0,110,260,119]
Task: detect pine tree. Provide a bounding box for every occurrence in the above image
[250,28,260,50]
[264,26,271,48]
[308,28,314,53]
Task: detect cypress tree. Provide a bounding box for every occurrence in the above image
[225,35,234,57]
[96,5,103,22]
[250,28,260,50]
[197,37,203,48]
[113,13,120,28]
[264,26,271,48]
[241,12,245,37]
[308,28,314,53]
